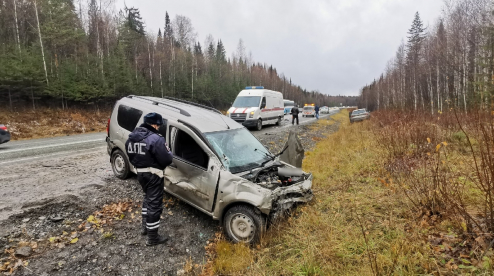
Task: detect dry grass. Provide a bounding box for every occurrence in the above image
[0,107,110,140]
[204,110,494,275]
[212,241,252,274]
[204,111,433,275]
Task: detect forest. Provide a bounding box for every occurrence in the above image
[359,0,494,112]
[0,0,357,110]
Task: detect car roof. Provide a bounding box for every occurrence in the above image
[237,89,282,97]
[120,96,243,134]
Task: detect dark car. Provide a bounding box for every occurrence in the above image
[0,124,11,144]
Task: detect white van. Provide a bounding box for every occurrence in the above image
[227,86,284,130]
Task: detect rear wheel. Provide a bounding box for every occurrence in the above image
[111,149,131,179]
[256,119,262,131]
[224,205,265,244]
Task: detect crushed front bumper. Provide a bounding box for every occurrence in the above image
[268,173,314,220]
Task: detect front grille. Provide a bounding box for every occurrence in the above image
[231,113,247,122]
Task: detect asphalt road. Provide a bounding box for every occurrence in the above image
[0,132,107,165]
[0,110,338,165]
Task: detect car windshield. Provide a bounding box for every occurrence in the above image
[232,96,261,108]
[205,128,271,174]
[304,106,314,111]
[352,110,365,115]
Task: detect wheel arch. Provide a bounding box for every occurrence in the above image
[219,201,264,225]
[110,146,136,176]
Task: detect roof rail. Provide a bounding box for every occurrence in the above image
[162,96,222,114]
[127,95,191,117]
[127,95,222,115]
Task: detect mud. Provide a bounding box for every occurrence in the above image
[0,115,339,275]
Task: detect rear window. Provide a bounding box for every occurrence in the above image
[352,110,365,115]
[303,106,314,111]
[117,104,143,132]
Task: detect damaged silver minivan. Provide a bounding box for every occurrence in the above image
[106,96,313,243]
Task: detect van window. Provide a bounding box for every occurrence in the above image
[260,97,266,109]
[117,105,143,132]
[170,127,209,169]
[232,96,261,108]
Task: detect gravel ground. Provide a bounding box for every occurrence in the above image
[0,114,340,276]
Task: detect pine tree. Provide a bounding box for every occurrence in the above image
[216,40,226,62]
[164,12,173,39]
[125,6,145,35]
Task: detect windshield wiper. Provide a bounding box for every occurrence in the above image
[259,144,290,168]
[254,148,274,167]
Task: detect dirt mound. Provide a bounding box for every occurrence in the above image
[0,108,110,140]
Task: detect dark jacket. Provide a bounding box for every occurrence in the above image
[125,124,173,170]
[315,106,320,112]
[291,107,300,116]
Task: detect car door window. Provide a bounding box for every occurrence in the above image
[169,126,209,169]
[157,119,168,139]
[260,97,266,109]
[117,105,143,132]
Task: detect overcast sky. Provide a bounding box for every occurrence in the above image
[115,0,444,96]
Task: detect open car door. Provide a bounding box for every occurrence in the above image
[163,122,222,213]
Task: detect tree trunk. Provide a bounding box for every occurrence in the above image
[13,0,21,55]
[8,88,12,111]
[160,60,163,98]
[191,65,194,99]
[148,41,153,92]
[34,0,49,85]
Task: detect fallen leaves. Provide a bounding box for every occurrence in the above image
[1,200,136,274]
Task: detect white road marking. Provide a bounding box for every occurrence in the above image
[0,138,104,154]
[0,146,106,165]
[9,134,105,147]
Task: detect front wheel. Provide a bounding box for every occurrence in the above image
[256,119,262,131]
[224,205,265,244]
[111,149,131,179]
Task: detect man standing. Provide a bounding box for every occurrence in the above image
[315,105,320,119]
[126,113,173,246]
[291,105,300,125]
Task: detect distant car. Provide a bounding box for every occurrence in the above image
[0,124,11,144]
[350,109,370,123]
[320,106,329,114]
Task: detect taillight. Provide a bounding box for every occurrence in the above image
[0,125,7,131]
[106,119,110,136]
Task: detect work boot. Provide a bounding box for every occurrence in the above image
[146,228,168,246]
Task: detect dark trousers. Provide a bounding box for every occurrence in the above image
[292,115,299,125]
[137,172,164,229]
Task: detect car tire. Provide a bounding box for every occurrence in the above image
[224,205,266,244]
[275,116,281,126]
[111,149,131,179]
[256,119,262,131]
